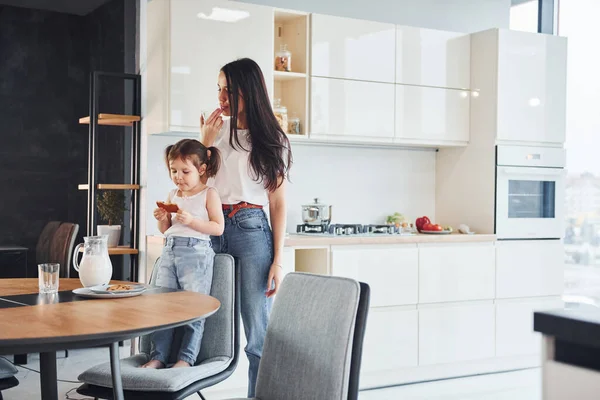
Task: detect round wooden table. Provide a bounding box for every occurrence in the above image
[0,278,220,400]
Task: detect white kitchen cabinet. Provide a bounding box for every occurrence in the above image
[419,242,495,303]
[311,14,395,83]
[362,308,418,373]
[281,246,295,277]
[146,0,273,134]
[496,30,567,144]
[311,77,395,141]
[395,84,470,145]
[470,29,567,145]
[496,297,563,358]
[419,303,495,365]
[496,240,564,299]
[330,245,418,307]
[396,26,470,89]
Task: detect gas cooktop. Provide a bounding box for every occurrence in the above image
[296,223,416,236]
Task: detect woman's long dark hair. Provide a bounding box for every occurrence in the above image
[221,58,292,192]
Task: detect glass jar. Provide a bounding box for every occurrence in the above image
[289,115,301,135]
[273,98,288,133]
[275,44,292,72]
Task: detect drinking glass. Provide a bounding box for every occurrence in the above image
[38,263,60,294]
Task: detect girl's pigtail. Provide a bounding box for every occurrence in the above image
[205,146,222,178]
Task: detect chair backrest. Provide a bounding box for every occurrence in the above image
[141,253,238,366]
[348,282,370,400]
[255,273,370,400]
[48,223,79,278]
[35,221,61,264]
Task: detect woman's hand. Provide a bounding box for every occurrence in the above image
[174,210,194,225]
[266,263,283,298]
[153,207,168,222]
[200,108,224,146]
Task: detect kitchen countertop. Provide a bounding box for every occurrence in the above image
[534,305,600,349]
[284,233,496,246]
[147,233,496,247]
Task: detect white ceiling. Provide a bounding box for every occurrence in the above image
[0,0,113,15]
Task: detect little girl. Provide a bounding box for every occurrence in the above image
[143,138,224,369]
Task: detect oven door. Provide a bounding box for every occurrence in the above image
[496,166,565,239]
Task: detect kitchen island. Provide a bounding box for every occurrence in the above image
[535,305,600,400]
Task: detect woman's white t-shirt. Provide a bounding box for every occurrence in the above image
[163,187,211,240]
[207,121,269,206]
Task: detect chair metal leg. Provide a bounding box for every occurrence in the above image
[198,391,207,400]
[0,391,4,400]
[13,354,27,364]
[109,342,124,400]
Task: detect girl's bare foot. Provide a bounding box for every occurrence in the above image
[141,360,165,369]
[171,360,191,368]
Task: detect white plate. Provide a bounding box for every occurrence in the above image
[420,230,452,235]
[88,283,147,294]
[72,288,146,299]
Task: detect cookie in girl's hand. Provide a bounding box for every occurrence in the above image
[156,201,179,213]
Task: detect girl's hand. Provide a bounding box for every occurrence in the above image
[153,207,168,221]
[174,210,194,225]
[200,108,224,145]
[266,263,283,298]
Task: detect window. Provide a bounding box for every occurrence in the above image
[510,0,539,32]
[509,0,555,34]
[559,0,600,301]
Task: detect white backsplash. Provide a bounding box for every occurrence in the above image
[145,135,436,234]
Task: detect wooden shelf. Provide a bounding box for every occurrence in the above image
[79,113,141,127]
[79,246,139,255]
[79,184,140,190]
[274,71,306,81]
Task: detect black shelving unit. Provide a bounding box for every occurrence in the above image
[80,71,141,282]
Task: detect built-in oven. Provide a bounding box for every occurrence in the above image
[495,145,565,240]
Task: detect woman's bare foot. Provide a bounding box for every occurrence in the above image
[171,360,191,368]
[141,360,165,369]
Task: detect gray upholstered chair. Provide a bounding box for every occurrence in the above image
[0,357,19,400]
[76,253,240,400]
[226,272,370,400]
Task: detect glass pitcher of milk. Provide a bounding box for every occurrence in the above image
[72,235,113,287]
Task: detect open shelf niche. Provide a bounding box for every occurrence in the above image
[273,10,310,137]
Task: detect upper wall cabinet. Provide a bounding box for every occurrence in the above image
[471,29,567,145]
[496,30,567,144]
[146,0,273,134]
[395,85,470,144]
[311,14,396,83]
[311,77,395,141]
[396,26,470,89]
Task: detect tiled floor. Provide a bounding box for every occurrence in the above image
[1,346,541,400]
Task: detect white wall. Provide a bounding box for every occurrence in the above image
[146,135,436,234]
[236,0,510,33]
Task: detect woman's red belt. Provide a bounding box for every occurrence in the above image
[222,202,263,218]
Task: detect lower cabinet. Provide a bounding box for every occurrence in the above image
[496,297,563,357]
[361,308,418,373]
[419,303,495,365]
[419,242,495,303]
[330,245,418,307]
[496,240,564,299]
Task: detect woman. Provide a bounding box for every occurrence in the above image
[200,58,292,397]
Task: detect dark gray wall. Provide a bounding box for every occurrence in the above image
[0,0,134,278]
